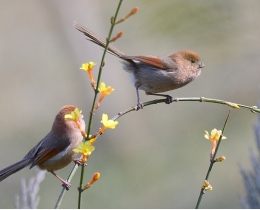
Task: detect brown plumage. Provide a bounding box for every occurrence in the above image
[74,22,205,109]
[0,105,85,190]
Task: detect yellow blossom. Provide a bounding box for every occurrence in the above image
[205,129,226,141]
[205,129,227,158]
[94,82,115,110]
[101,114,118,129]
[64,108,86,137]
[64,108,81,121]
[80,62,96,71]
[73,141,95,156]
[73,141,95,163]
[80,62,96,88]
[99,82,114,95]
[99,114,118,133]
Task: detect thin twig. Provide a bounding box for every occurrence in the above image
[195,110,231,209]
[54,0,123,209]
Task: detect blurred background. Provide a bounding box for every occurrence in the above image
[0,0,260,208]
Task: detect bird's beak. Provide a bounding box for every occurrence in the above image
[199,62,205,68]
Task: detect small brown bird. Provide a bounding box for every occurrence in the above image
[74,22,205,109]
[0,105,85,190]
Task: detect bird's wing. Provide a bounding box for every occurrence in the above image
[29,148,61,169]
[121,55,164,69]
[24,132,70,169]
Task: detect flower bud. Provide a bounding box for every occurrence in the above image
[215,156,226,162]
[83,172,101,190]
[110,32,123,42]
[92,172,101,182]
[202,180,212,191]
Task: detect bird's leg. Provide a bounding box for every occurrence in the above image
[146,92,173,104]
[50,170,71,190]
[135,85,144,110]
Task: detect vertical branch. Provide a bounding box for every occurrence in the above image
[77,1,123,208]
[195,110,231,209]
[86,0,123,138]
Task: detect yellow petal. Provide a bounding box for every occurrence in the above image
[73,148,81,153]
[89,62,96,69]
[80,63,89,71]
[101,114,108,124]
[204,130,209,139]
[99,82,106,92]
[77,142,84,150]
[64,114,73,119]
[106,120,118,129]
[211,129,217,137]
[105,87,114,95]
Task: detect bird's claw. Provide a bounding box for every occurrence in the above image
[73,159,87,166]
[62,181,71,191]
[134,102,144,111]
[165,95,173,104]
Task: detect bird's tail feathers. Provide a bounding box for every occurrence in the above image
[73,21,125,57]
[0,159,32,182]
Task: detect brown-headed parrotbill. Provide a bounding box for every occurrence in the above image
[0,105,85,190]
[74,22,205,109]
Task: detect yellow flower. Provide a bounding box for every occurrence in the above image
[80,62,96,88]
[73,141,95,163]
[94,82,115,110]
[64,108,81,121]
[98,82,114,95]
[80,62,96,71]
[64,108,86,137]
[73,141,95,156]
[205,129,226,158]
[99,114,118,133]
[101,114,118,129]
[204,129,226,141]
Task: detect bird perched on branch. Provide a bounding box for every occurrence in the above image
[74,21,205,110]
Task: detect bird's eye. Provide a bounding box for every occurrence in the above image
[191,59,195,63]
